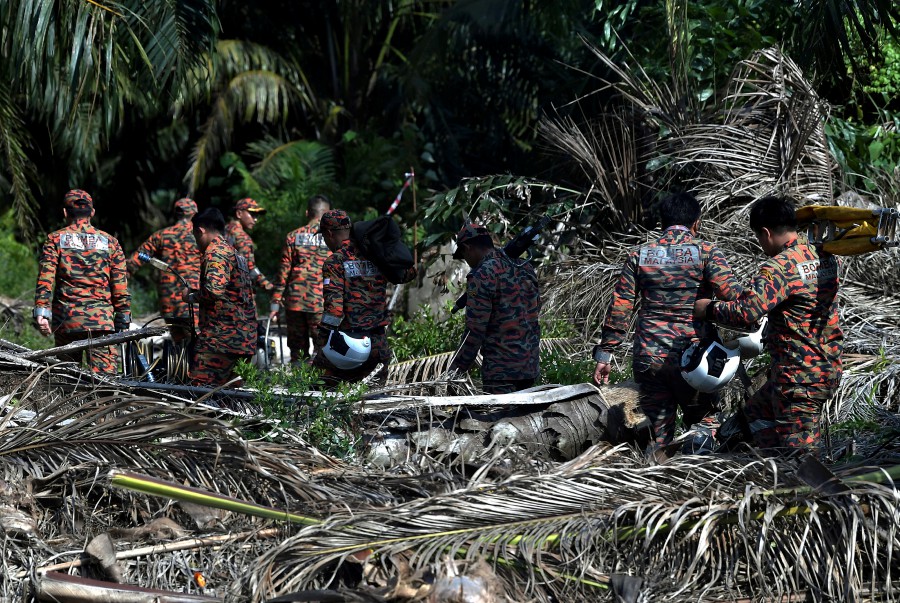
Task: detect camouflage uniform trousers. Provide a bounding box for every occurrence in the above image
[745,379,836,453]
[191,351,252,386]
[635,360,718,450]
[285,310,322,363]
[315,330,390,386]
[54,330,119,375]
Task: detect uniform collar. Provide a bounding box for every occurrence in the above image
[69,218,92,228]
[474,247,502,270]
[779,235,799,253]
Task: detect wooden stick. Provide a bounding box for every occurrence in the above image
[411,166,418,264]
[18,528,280,579]
[36,571,222,603]
[19,327,168,361]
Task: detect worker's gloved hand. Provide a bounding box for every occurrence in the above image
[114,314,131,333]
[314,326,331,349]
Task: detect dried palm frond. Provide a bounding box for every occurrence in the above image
[0,369,399,518]
[387,351,460,385]
[246,451,900,602]
[387,339,583,388]
[673,47,835,221]
[538,112,641,231]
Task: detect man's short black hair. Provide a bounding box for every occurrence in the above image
[749,196,797,234]
[192,207,226,233]
[658,192,701,228]
[308,194,331,215]
[66,207,92,219]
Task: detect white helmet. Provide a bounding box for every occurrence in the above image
[681,340,741,393]
[735,317,768,359]
[322,330,371,370]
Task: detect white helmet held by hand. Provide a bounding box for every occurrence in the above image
[322,330,371,370]
[681,340,741,393]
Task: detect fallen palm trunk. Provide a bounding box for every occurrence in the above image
[18,326,167,361]
[365,380,647,467]
[361,382,599,412]
[35,572,221,603]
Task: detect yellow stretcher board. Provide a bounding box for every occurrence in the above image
[796,205,899,255]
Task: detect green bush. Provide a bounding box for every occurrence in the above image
[234,361,365,459]
[0,214,38,299]
[389,303,466,362]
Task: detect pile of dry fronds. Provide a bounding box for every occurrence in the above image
[1,361,899,602]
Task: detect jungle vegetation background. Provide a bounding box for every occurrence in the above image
[2,0,900,311]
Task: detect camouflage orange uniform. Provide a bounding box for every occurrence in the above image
[127,198,200,338]
[226,220,273,292]
[316,238,392,381]
[451,246,541,394]
[190,234,257,386]
[33,190,131,374]
[271,221,329,361]
[708,235,842,451]
[598,225,743,447]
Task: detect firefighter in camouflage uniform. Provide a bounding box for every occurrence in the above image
[449,223,541,394]
[225,197,274,295]
[314,210,408,384]
[127,197,200,342]
[594,192,743,451]
[188,208,257,386]
[694,196,843,454]
[269,195,332,362]
[33,189,131,374]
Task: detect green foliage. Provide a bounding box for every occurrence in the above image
[825,112,900,192]
[539,353,594,386]
[339,125,433,215]
[540,315,579,339]
[0,321,52,351]
[539,349,632,386]
[129,280,161,323]
[234,360,365,459]
[389,304,466,363]
[538,316,629,386]
[1,0,219,238]
[861,36,900,97]
[0,211,38,298]
[596,0,794,106]
[424,175,579,249]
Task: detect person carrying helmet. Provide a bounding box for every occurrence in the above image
[592,191,743,452]
[269,195,332,362]
[448,223,541,394]
[314,210,394,384]
[33,189,131,374]
[127,198,201,342]
[693,196,843,454]
[188,208,257,386]
[226,198,274,294]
